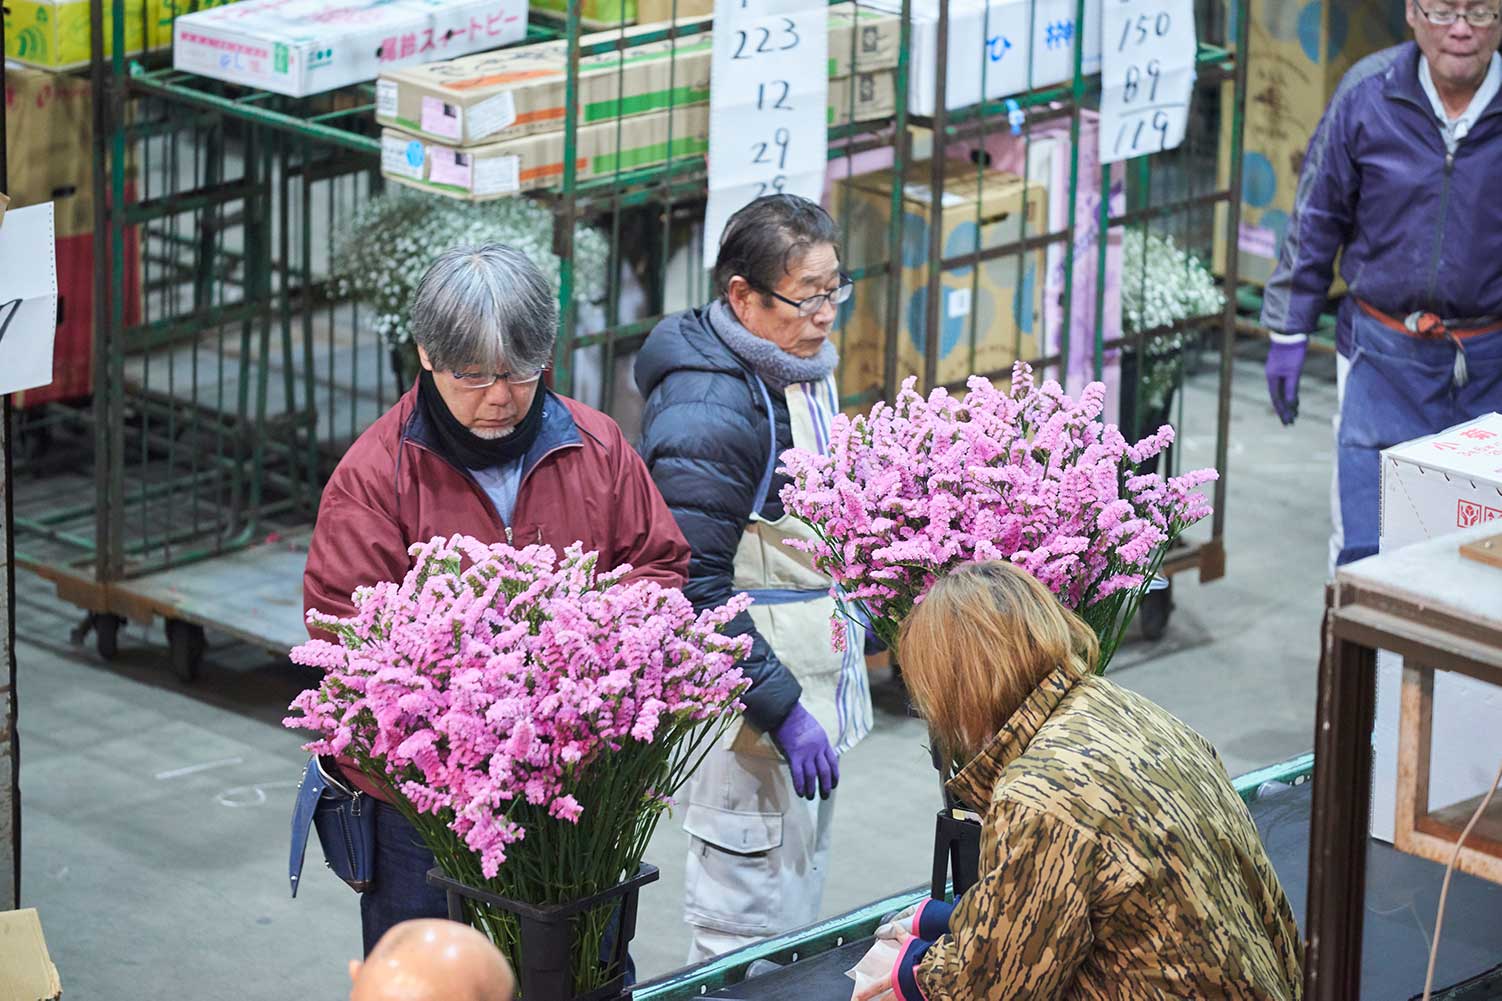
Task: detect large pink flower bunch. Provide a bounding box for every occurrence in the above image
[780,364,1216,670]
[284,536,749,992]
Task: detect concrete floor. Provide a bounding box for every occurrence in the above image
[14,344,1340,999]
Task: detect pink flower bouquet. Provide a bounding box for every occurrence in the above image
[780,364,1216,671]
[284,536,750,994]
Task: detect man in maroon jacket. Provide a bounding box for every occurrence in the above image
[302,243,690,954]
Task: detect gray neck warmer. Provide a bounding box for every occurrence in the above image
[707,298,839,392]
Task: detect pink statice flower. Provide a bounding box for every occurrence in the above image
[779,363,1216,670]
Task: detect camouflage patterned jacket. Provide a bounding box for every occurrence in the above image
[913,668,1303,1000]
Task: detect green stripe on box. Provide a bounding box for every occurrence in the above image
[585,85,709,121]
[593,135,708,173]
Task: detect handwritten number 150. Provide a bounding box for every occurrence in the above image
[1117,10,1170,50]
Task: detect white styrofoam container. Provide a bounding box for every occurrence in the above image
[1370,412,1502,842]
[863,0,1101,116]
[173,0,527,98]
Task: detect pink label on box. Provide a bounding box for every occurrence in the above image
[1239,221,1278,260]
[421,95,463,140]
[429,147,472,190]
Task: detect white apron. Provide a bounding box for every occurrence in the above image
[727,372,873,756]
[681,372,874,962]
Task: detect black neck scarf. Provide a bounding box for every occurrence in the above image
[416,369,547,470]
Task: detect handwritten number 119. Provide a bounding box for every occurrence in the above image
[1114,111,1171,154]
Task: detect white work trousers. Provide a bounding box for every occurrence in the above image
[681,744,835,965]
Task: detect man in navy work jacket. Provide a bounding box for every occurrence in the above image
[1260,0,1502,570]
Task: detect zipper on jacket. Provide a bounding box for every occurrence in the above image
[1424,151,1455,307]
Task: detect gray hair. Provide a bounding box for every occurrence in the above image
[409,243,558,375]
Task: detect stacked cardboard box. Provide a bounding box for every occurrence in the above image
[1217,0,1408,285]
[4,64,143,408]
[172,0,529,97]
[833,161,1048,401]
[528,0,637,30]
[376,2,901,199]
[3,0,235,70]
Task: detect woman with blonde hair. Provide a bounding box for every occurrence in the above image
[880,561,1303,1000]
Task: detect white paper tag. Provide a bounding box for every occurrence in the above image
[703,0,829,266]
[0,202,60,396]
[468,90,518,140]
[376,79,398,119]
[1099,0,1196,164]
[946,287,973,319]
[381,133,426,180]
[473,154,522,195]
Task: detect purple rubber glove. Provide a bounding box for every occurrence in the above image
[1266,333,1308,426]
[771,703,839,800]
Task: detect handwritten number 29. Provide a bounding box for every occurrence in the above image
[751,127,792,169]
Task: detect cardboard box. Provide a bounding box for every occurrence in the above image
[1369,413,1502,843]
[377,20,710,145]
[173,0,528,97]
[634,0,709,25]
[1216,0,1407,285]
[862,0,1101,115]
[827,69,895,127]
[529,0,635,27]
[833,161,1047,400]
[377,3,897,147]
[4,63,97,238]
[827,2,900,77]
[380,104,710,196]
[0,909,61,1001]
[2,0,233,69]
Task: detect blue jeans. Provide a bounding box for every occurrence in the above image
[359,801,636,984]
[1335,311,1502,566]
[361,801,449,956]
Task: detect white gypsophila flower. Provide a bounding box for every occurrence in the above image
[333,191,611,348]
[1121,229,1224,337]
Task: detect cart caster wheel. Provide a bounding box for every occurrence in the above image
[166,620,205,683]
[94,613,124,660]
[1140,576,1173,642]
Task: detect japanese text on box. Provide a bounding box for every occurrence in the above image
[703,0,828,266]
[1099,0,1195,164]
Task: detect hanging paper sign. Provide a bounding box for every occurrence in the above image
[702,0,828,267]
[0,203,59,397]
[1099,0,1196,164]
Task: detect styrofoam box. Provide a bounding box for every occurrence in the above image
[862,0,1101,116]
[1370,412,1502,842]
[173,0,527,98]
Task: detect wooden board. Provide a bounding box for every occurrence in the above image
[1460,532,1502,571]
[120,530,314,657]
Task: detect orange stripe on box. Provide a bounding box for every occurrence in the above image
[444,68,560,91]
[516,107,566,125]
[519,158,588,183]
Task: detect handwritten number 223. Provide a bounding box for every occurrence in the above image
[733,18,800,58]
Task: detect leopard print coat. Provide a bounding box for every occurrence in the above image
[914,668,1303,1000]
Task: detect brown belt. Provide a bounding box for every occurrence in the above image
[1357,299,1502,340]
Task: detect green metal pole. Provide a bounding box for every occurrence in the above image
[0,3,20,909]
[1057,0,1088,389]
[554,0,584,395]
[880,0,914,404]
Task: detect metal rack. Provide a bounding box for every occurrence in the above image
[8,0,1247,676]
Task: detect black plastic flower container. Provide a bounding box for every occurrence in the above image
[426,863,659,1001]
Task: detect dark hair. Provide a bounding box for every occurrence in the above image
[711,194,840,300]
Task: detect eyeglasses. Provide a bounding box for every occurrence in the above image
[761,275,856,317]
[1413,0,1500,26]
[448,366,546,390]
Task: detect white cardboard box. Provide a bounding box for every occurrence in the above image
[173,0,527,97]
[862,0,1101,115]
[1370,412,1502,842]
